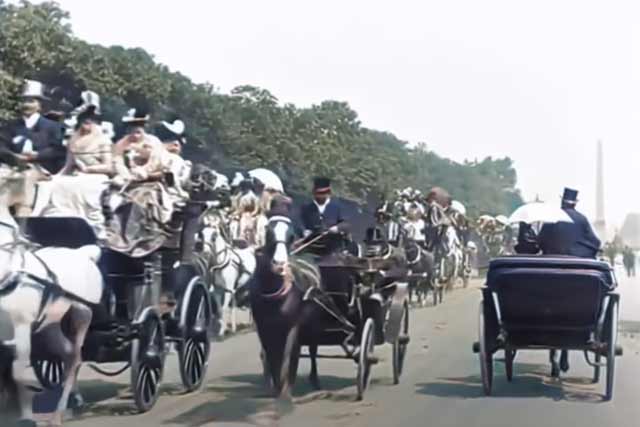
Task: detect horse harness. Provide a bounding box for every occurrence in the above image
[0,221,95,332]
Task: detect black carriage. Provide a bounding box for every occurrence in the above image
[472,256,622,400]
[298,246,411,400]
[24,216,214,413]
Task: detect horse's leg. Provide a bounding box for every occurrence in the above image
[52,304,91,426]
[308,344,321,390]
[549,350,560,378]
[12,323,35,425]
[560,350,570,372]
[230,293,237,334]
[278,325,299,401]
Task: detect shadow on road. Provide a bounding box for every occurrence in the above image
[416,361,605,403]
[163,373,363,427]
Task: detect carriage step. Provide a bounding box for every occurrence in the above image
[472,342,480,353]
[368,356,380,365]
[398,335,410,345]
[616,345,623,356]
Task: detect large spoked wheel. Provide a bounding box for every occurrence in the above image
[392,301,410,385]
[478,301,493,395]
[177,278,212,392]
[356,318,376,400]
[605,298,618,401]
[505,349,516,382]
[32,358,65,390]
[131,308,165,413]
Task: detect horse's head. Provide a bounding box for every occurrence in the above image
[264,196,295,276]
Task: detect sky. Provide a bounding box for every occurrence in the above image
[34,0,640,229]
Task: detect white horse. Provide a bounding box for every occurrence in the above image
[199,210,256,336]
[0,166,103,426]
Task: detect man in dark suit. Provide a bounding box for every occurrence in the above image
[538,188,601,258]
[5,80,65,174]
[299,177,350,254]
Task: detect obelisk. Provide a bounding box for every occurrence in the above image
[594,140,606,239]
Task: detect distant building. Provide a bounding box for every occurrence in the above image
[620,213,640,249]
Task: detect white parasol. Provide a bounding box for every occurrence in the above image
[508,202,573,225]
[450,200,466,216]
[248,168,284,193]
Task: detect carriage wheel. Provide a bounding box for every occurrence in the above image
[478,301,493,395]
[505,349,516,382]
[605,298,618,401]
[177,278,212,392]
[32,358,65,390]
[392,302,410,385]
[131,309,165,413]
[356,318,376,400]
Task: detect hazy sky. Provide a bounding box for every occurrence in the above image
[39,0,640,228]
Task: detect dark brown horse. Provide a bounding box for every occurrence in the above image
[249,199,307,400]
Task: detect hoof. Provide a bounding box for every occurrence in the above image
[309,377,322,391]
[560,358,570,373]
[68,391,85,412]
[15,420,38,427]
[551,364,560,378]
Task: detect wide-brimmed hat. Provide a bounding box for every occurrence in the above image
[20,79,49,100]
[72,90,101,115]
[122,108,150,125]
[159,119,186,144]
[313,177,331,194]
[76,105,101,125]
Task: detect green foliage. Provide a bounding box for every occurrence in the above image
[0,0,524,216]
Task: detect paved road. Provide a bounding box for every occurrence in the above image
[46,269,640,426]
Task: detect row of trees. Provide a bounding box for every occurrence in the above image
[0,0,523,216]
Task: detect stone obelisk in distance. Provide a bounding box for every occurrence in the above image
[594,140,606,240]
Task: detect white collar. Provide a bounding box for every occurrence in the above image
[314,198,331,213]
[23,113,41,129]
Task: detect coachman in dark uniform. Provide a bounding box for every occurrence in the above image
[538,188,602,258]
[7,80,65,174]
[299,177,350,255]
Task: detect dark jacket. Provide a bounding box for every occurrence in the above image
[538,208,601,258]
[299,198,349,255]
[8,115,66,173]
[300,198,347,233]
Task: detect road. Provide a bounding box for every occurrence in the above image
[43,267,640,426]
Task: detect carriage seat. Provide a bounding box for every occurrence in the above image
[486,256,616,333]
[487,255,615,288]
[17,217,98,249]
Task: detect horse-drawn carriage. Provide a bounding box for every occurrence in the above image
[473,256,622,400]
[19,166,228,413]
[253,214,411,401]
[23,214,213,412]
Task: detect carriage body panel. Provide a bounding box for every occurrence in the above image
[476,255,620,399]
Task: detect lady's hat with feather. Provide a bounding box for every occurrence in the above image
[157,115,187,145]
[121,107,150,126]
[72,90,102,126]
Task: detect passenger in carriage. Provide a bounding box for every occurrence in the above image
[156,118,192,199]
[60,91,113,176]
[112,108,170,184]
[403,202,427,246]
[7,80,66,175]
[538,188,601,259]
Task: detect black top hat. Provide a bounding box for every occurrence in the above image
[313,177,331,194]
[562,188,579,204]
